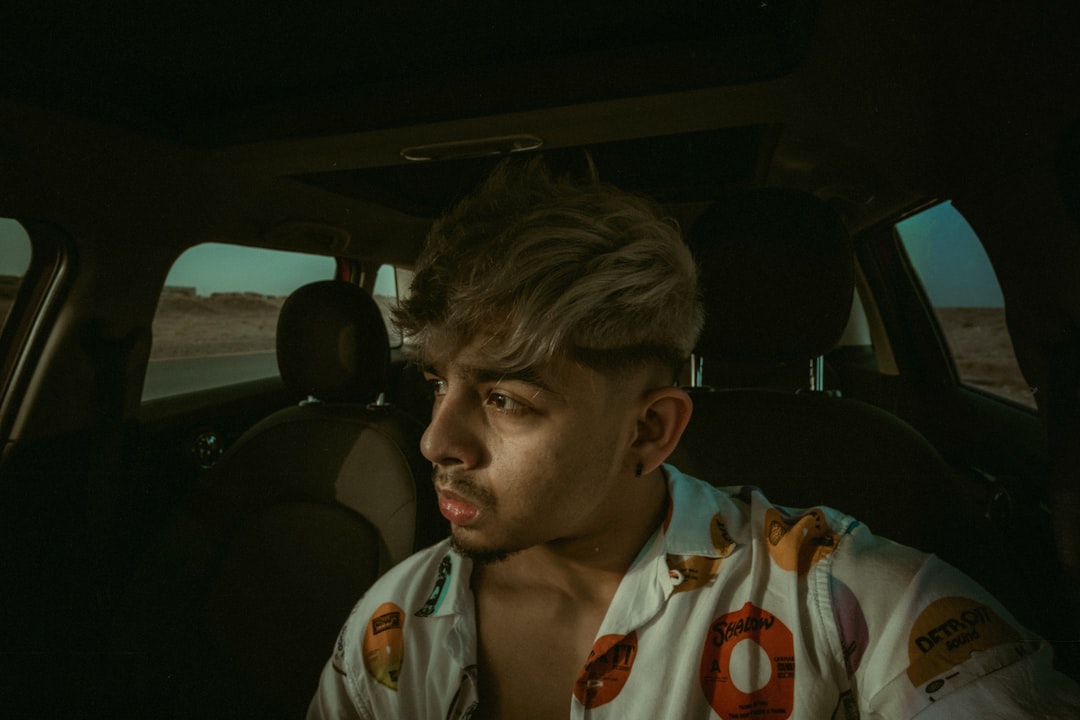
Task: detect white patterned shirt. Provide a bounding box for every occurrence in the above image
[308,465,1080,719]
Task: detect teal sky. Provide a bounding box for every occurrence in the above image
[896,201,1004,308]
[163,244,400,297]
[163,243,337,296]
[0,219,31,276]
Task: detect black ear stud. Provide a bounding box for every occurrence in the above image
[634,462,644,477]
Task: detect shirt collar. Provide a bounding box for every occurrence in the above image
[595,465,748,635]
[655,463,748,560]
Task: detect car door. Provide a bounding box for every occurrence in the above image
[845,200,1078,675]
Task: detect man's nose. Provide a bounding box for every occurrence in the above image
[421,390,480,469]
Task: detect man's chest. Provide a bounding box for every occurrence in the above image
[473,591,609,719]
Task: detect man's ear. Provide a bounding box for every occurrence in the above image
[632,387,693,475]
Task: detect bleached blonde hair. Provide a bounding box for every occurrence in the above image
[394,157,703,379]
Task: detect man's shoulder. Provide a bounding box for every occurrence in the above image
[663,463,864,553]
[312,539,469,716]
[330,539,462,681]
[663,463,940,599]
[660,466,1080,717]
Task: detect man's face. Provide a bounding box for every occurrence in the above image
[421,338,649,563]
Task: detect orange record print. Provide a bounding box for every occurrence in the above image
[362,602,406,691]
[906,596,1023,689]
[573,632,639,708]
[764,507,838,575]
[700,602,795,720]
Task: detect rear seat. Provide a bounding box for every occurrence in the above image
[112,280,444,719]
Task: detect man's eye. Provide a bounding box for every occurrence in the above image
[486,392,527,415]
[429,378,448,397]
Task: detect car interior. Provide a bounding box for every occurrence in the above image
[2,1,1079,717]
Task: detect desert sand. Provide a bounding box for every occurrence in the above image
[934,307,1035,409]
[150,293,286,359]
[149,292,400,360]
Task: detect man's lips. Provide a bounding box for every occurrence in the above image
[437,487,481,526]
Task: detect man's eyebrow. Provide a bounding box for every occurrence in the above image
[465,364,560,395]
[422,362,560,395]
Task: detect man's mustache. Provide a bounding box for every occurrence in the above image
[432,468,497,509]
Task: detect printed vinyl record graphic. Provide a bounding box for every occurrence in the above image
[574,632,639,708]
[667,553,722,594]
[764,507,838,575]
[701,602,795,719]
[831,579,869,675]
[667,511,737,593]
[445,665,480,720]
[416,554,453,617]
[906,596,1022,688]
[363,602,406,690]
[710,511,737,556]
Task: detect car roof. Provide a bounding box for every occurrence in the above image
[3,2,812,146]
[1,0,1078,278]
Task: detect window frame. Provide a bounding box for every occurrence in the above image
[0,221,72,443]
[890,201,1036,412]
[852,202,1047,493]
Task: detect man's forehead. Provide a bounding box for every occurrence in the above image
[422,335,584,394]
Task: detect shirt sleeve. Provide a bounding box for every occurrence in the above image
[909,642,1080,719]
[306,614,376,720]
[823,524,1080,718]
[306,656,370,720]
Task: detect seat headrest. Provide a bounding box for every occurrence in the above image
[276,280,390,402]
[688,188,854,363]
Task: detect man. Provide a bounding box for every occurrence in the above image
[308,159,1080,718]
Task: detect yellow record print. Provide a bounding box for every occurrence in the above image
[906,596,1022,688]
[710,512,737,557]
[362,602,406,690]
[764,508,839,575]
[667,554,723,594]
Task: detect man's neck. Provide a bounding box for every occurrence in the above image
[467,469,669,720]
[473,469,669,604]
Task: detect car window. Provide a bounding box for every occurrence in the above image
[373,264,413,348]
[144,243,336,401]
[0,218,32,333]
[895,201,1035,409]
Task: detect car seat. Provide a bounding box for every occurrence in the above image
[112,280,445,719]
[669,189,963,557]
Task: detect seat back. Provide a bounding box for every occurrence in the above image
[115,280,444,719]
[670,189,960,555]
[688,188,853,392]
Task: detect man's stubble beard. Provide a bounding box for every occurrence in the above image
[449,533,517,565]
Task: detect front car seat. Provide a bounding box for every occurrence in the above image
[669,189,963,557]
[112,280,444,719]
